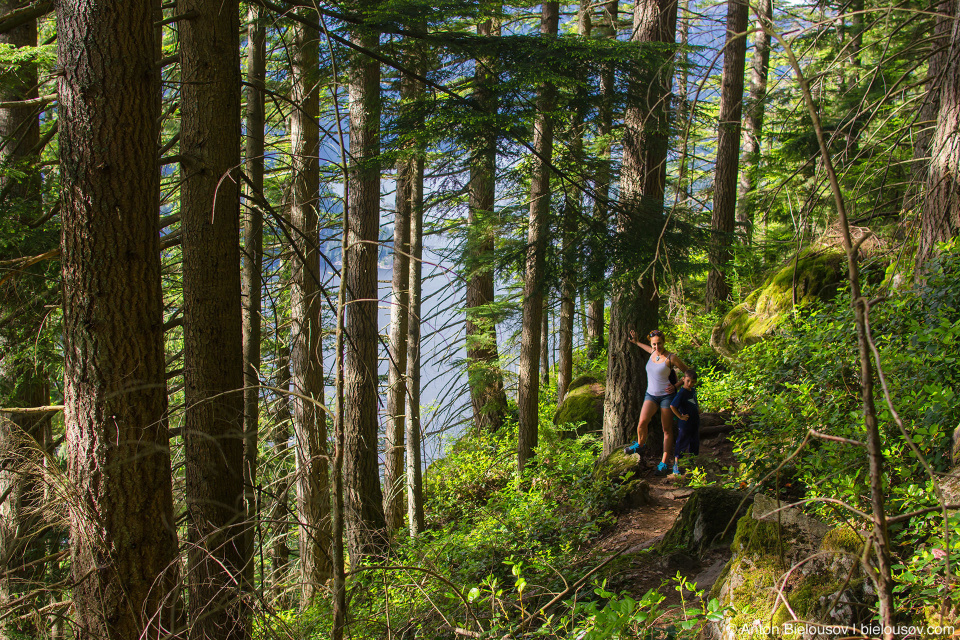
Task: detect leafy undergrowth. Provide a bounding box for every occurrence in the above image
[695,241,960,625]
[262,244,960,638]
[263,406,730,638]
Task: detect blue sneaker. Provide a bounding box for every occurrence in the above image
[654,462,670,476]
[672,463,682,475]
[624,442,644,455]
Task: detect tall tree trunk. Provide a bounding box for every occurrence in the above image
[289,16,332,600]
[405,119,426,537]
[735,0,771,246]
[704,0,749,311]
[557,3,592,404]
[465,15,508,432]
[241,1,265,607]
[518,1,560,472]
[178,0,248,636]
[919,0,960,268]
[57,1,180,636]
[586,0,619,362]
[384,30,424,532]
[602,0,677,456]
[383,157,409,533]
[270,343,291,605]
[345,14,387,560]
[905,0,953,214]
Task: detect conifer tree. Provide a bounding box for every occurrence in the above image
[603,0,677,456]
[178,0,249,634]
[705,0,749,310]
[289,14,332,597]
[518,1,560,472]
[241,0,266,606]
[736,0,772,245]
[345,5,387,559]
[586,0,619,361]
[465,12,508,433]
[57,0,180,635]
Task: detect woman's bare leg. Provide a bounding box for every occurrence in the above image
[660,405,675,465]
[636,400,659,447]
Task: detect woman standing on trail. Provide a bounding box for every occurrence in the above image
[624,329,689,476]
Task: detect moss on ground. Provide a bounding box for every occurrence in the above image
[820,526,865,555]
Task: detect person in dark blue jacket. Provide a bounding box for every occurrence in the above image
[670,369,700,474]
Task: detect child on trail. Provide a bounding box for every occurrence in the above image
[670,369,700,475]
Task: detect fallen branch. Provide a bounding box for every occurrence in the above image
[0,405,63,415]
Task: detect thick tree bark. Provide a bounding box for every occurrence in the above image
[904,0,952,213]
[586,0,619,362]
[465,16,508,432]
[57,1,180,636]
[518,1,559,472]
[178,0,248,636]
[919,0,960,268]
[735,0,771,245]
[289,17,332,599]
[405,127,426,537]
[241,1,265,607]
[705,0,749,310]
[345,17,387,560]
[602,0,677,456]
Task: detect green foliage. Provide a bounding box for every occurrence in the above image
[422,418,618,586]
[699,242,960,622]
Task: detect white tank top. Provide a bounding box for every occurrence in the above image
[645,353,673,395]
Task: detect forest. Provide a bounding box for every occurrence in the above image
[0,0,959,638]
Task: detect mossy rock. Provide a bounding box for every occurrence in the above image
[568,373,604,392]
[705,500,874,640]
[712,248,845,355]
[554,379,604,437]
[658,487,748,557]
[820,526,865,555]
[771,573,867,638]
[620,478,651,511]
[593,448,643,483]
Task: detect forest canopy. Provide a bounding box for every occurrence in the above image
[0,0,958,638]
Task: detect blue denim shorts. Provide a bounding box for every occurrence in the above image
[644,392,675,410]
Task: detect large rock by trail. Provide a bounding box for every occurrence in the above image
[712,248,845,355]
[553,375,604,437]
[703,495,872,640]
[657,486,749,557]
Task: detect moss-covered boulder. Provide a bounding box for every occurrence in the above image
[554,377,605,437]
[593,449,650,511]
[712,248,845,355]
[594,448,643,482]
[704,497,872,640]
[658,487,748,557]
